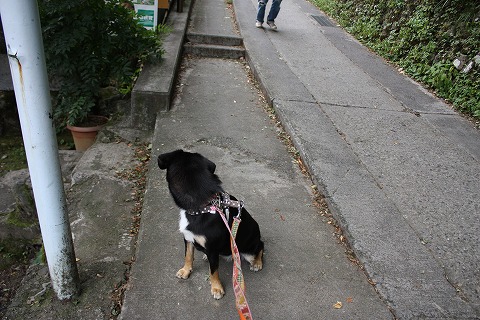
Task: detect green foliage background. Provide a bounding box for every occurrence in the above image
[311,0,480,119]
[39,0,164,126]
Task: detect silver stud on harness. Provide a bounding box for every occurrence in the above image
[186,192,244,221]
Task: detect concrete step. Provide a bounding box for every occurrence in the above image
[184,33,245,58]
[185,33,243,46]
[183,43,245,59]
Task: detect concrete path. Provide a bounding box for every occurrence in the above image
[235,0,480,318]
[121,0,391,319]
[121,0,480,318]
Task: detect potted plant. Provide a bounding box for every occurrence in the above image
[38,0,164,150]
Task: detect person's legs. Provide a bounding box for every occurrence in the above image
[267,0,282,22]
[256,0,269,23]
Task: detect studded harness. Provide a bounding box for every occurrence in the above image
[185,192,244,221]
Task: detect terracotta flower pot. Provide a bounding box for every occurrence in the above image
[67,115,108,151]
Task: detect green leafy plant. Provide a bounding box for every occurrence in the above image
[39,0,164,127]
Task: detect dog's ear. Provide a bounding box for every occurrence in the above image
[157,154,170,170]
[205,158,216,174]
[157,150,183,170]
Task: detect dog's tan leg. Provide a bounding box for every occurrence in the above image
[210,270,225,299]
[176,241,194,279]
[250,249,263,272]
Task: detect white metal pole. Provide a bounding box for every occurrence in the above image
[0,0,79,299]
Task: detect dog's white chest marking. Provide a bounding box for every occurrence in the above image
[179,210,207,248]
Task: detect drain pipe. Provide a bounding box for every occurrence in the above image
[0,1,80,299]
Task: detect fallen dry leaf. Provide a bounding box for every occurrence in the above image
[346,297,353,303]
[333,301,343,309]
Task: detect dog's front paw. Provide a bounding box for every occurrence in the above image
[211,284,225,300]
[210,271,225,299]
[176,267,192,279]
[250,261,263,272]
[249,249,263,272]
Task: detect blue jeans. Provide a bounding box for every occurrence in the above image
[256,0,282,23]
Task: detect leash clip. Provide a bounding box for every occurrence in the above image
[235,200,244,220]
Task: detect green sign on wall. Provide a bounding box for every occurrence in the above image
[133,1,158,30]
[137,9,155,28]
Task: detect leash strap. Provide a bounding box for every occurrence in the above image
[214,206,253,320]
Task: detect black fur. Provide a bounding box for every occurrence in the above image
[158,149,223,211]
[157,149,264,298]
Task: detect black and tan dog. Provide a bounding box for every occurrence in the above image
[157,149,264,299]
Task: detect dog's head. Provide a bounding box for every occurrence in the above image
[157,150,223,210]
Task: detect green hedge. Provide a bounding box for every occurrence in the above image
[312,0,480,119]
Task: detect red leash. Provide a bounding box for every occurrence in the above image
[215,206,253,320]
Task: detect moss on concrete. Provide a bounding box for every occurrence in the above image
[0,239,36,270]
[7,207,35,228]
[0,135,27,177]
